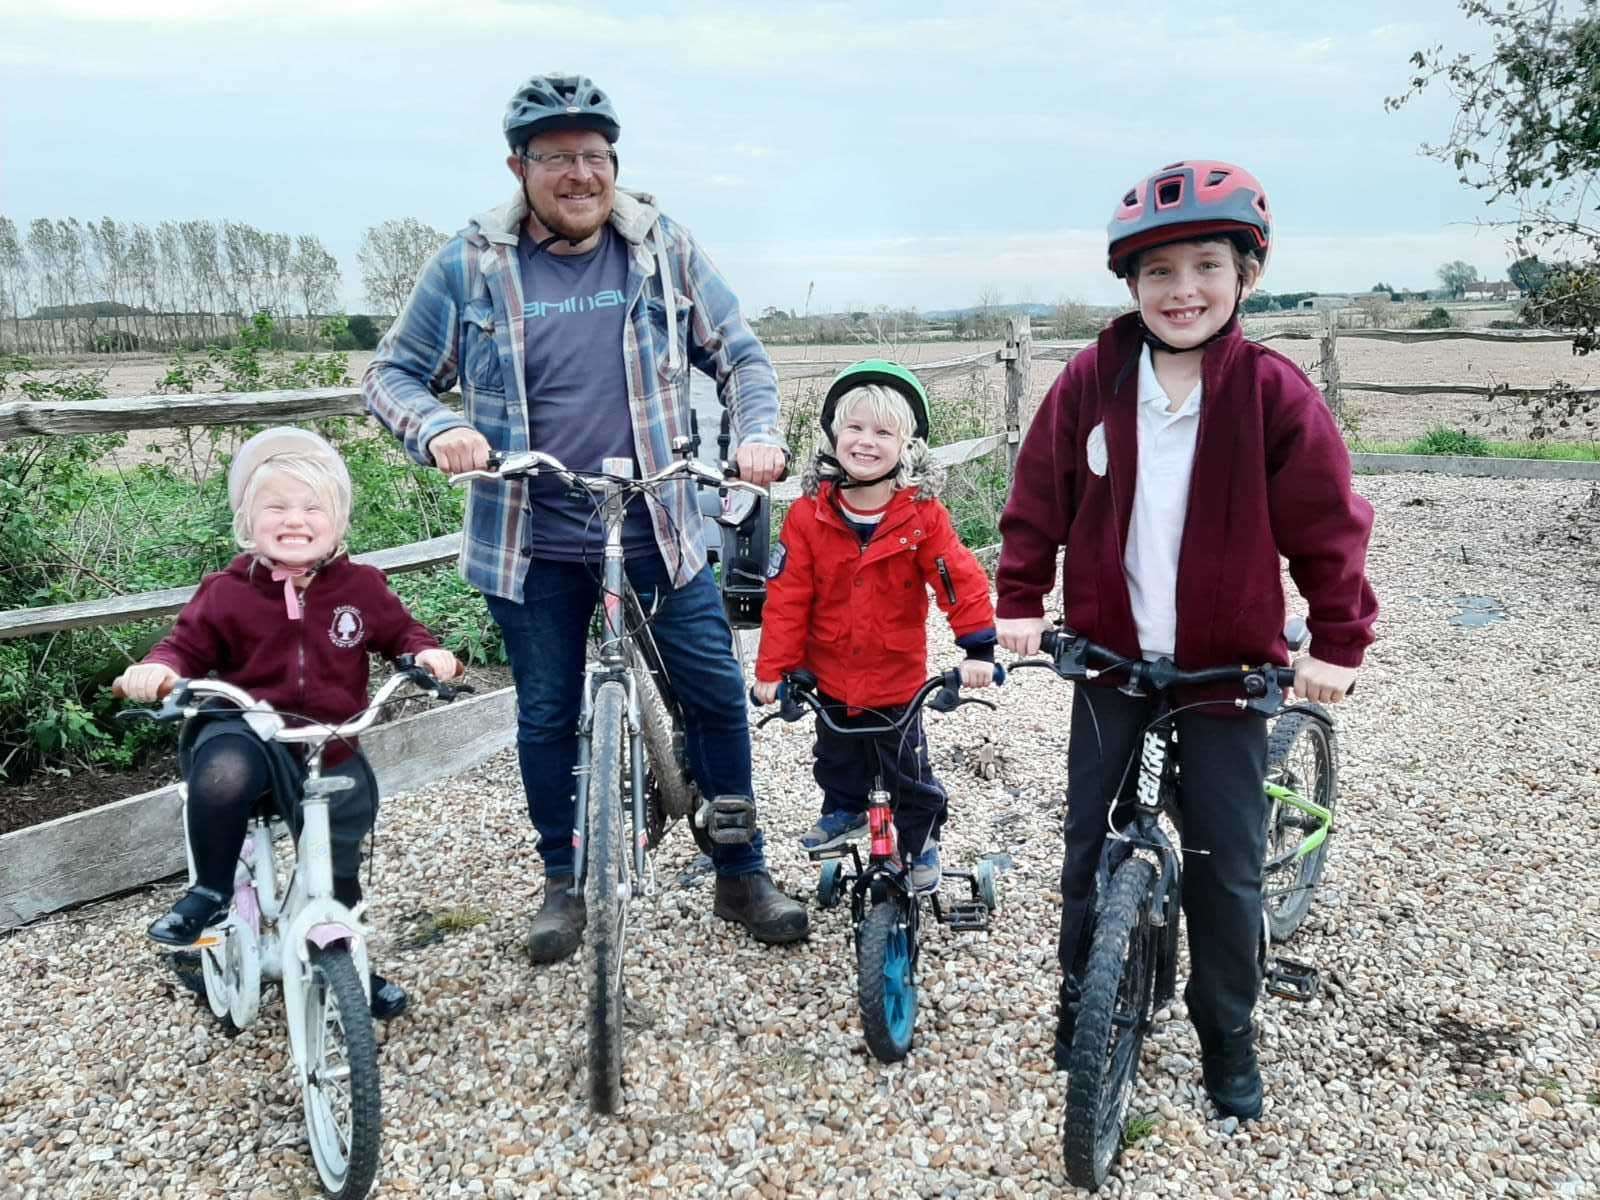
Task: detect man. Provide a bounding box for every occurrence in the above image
[365,72,808,960]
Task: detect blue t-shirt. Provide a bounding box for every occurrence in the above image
[518,227,655,560]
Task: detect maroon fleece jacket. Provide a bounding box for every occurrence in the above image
[997,313,1377,674]
[146,553,441,737]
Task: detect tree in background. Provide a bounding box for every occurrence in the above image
[1390,0,1600,349]
[1507,254,1550,295]
[290,235,343,330]
[359,218,449,316]
[1437,260,1480,297]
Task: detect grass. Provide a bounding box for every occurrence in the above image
[399,905,490,949]
[1352,437,1600,461]
[1122,1113,1160,1146]
[1466,1087,1506,1104]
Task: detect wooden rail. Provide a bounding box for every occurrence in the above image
[1254,326,1573,345]
[0,535,461,642]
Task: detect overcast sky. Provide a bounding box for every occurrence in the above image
[1,0,1512,314]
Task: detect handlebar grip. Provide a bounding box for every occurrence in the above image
[485,451,503,471]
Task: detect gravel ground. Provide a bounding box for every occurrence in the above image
[3,474,1599,1200]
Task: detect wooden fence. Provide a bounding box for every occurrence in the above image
[1255,312,1597,432]
[0,320,1036,929]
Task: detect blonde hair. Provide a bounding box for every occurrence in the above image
[233,453,352,557]
[824,383,931,491]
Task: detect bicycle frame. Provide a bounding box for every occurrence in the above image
[572,455,652,899]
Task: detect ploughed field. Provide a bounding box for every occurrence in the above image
[2,473,1597,1199]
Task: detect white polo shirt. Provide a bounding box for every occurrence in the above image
[1123,344,1201,659]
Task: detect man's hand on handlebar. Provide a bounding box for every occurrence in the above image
[112,663,179,703]
[428,427,492,476]
[751,678,782,706]
[997,616,1051,657]
[734,443,787,488]
[1291,655,1356,705]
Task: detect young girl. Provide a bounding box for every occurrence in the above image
[753,360,997,893]
[113,426,461,1020]
[996,161,1377,1117]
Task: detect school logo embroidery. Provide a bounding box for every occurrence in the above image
[1086,422,1108,477]
[329,606,365,649]
[766,542,788,580]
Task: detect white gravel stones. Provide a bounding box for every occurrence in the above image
[3,474,1599,1198]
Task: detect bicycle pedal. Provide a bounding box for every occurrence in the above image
[943,902,991,932]
[1264,956,1319,1001]
[701,794,757,845]
[806,844,854,861]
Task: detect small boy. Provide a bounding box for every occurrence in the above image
[754,361,998,892]
[995,161,1377,1117]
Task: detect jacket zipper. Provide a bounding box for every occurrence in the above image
[935,556,958,604]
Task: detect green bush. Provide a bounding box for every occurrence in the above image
[0,316,497,787]
[1415,306,1455,330]
[1409,426,1490,456]
[347,315,380,351]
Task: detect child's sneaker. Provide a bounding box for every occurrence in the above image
[799,809,867,852]
[910,842,942,893]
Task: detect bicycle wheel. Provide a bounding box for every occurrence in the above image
[1063,857,1159,1191]
[201,912,260,1031]
[1263,706,1338,942]
[584,680,630,1114]
[857,898,917,1063]
[301,945,380,1200]
[626,631,695,825]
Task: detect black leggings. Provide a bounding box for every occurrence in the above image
[182,725,376,905]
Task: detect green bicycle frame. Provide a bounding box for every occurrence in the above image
[1264,781,1333,861]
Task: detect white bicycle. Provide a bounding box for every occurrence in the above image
[118,658,464,1199]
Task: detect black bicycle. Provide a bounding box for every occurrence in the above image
[1012,627,1339,1190]
[752,667,1004,1062]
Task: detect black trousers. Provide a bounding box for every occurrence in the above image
[812,692,948,856]
[1059,686,1268,1042]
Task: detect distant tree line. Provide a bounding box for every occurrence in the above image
[0,214,451,356]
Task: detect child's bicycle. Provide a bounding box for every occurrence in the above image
[1011,626,1339,1191]
[752,667,1006,1063]
[450,442,769,1113]
[115,657,466,1200]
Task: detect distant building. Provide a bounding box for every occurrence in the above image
[1296,295,1350,312]
[1462,280,1523,301]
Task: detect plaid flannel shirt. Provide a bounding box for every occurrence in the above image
[364,188,782,602]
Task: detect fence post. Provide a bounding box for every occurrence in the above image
[1320,308,1342,421]
[1003,315,1032,471]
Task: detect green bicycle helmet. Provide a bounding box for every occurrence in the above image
[503,73,621,150]
[820,359,931,442]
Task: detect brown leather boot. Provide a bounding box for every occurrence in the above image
[526,876,586,963]
[713,871,809,944]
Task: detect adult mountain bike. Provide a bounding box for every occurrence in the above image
[451,443,768,1113]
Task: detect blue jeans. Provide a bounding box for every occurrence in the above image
[484,555,766,879]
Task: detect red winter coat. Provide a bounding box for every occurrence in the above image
[756,483,996,708]
[997,313,1377,678]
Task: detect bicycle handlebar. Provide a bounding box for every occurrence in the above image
[1002,627,1312,716]
[750,664,1007,736]
[114,655,469,743]
[448,448,778,500]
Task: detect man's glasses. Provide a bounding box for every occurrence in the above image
[519,150,616,174]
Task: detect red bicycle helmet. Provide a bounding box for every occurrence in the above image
[1107,160,1271,278]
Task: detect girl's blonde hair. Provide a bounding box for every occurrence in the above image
[233,453,352,558]
[823,383,934,492]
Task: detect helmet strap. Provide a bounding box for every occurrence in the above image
[1137,277,1245,356]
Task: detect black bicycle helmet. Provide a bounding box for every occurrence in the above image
[503,73,621,150]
